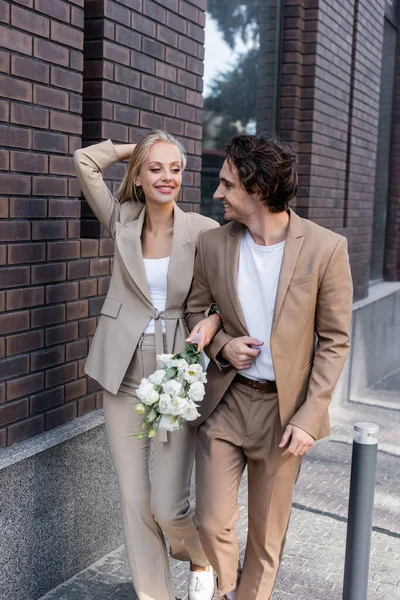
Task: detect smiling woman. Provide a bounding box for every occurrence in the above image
[73,130,220,600]
[116,130,186,206]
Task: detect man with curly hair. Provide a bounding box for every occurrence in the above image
[186,134,353,599]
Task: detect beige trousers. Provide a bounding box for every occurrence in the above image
[195,380,302,600]
[103,334,208,600]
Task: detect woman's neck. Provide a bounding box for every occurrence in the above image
[143,201,174,234]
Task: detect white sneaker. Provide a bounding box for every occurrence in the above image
[188,566,215,600]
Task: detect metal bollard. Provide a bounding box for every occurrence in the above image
[343,422,379,600]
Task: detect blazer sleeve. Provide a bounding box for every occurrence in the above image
[73,140,121,238]
[289,237,353,438]
[186,232,234,368]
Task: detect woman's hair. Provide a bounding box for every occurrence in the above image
[225,134,297,213]
[117,130,187,205]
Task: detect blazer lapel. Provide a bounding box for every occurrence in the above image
[226,222,248,333]
[166,204,195,310]
[115,208,152,305]
[272,209,304,329]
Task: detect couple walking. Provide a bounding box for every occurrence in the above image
[73,130,352,600]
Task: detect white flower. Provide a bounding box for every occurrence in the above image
[136,379,159,406]
[173,358,189,372]
[183,400,200,421]
[183,363,204,383]
[159,414,181,431]
[169,396,187,416]
[159,393,188,416]
[144,389,159,406]
[158,393,173,414]
[157,353,175,368]
[136,379,152,401]
[149,369,166,386]
[135,402,146,415]
[162,379,182,397]
[188,381,205,402]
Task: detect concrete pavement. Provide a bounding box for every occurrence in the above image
[40,381,400,600]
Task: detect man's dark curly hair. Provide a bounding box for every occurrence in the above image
[225,134,298,213]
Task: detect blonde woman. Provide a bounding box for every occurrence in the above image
[73,131,219,600]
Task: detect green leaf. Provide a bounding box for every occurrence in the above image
[164,367,178,381]
[147,409,157,423]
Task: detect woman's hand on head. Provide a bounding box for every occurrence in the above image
[114,144,137,161]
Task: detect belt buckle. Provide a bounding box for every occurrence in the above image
[253,379,259,392]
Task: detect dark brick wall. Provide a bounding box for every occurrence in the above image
[0,0,90,445]
[279,0,386,300]
[371,18,397,281]
[386,18,400,281]
[0,0,206,447]
[0,0,93,448]
[345,0,386,298]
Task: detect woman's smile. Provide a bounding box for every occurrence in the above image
[156,185,175,194]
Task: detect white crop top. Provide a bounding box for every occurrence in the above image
[143,256,170,334]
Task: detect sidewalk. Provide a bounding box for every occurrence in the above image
[40,391,400,600]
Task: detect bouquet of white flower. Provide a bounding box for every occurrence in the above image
[135,343,207,438]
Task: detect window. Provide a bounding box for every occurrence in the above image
[201,1,283,222]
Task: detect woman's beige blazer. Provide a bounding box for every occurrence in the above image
[73,140,218,394]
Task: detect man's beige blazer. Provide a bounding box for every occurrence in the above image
[186,210,353,440]
[73,140,218,395]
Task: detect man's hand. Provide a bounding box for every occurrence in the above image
[279,424,315,456]
[220,336,264,370]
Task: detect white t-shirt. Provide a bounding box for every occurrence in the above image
[237,230,285,381]
[143,256,170,334]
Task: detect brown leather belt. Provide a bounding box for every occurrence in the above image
[234,373,277,393]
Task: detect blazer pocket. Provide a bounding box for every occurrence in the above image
[289,272,317,287]
[100,296,122,319]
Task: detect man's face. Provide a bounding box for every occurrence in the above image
[213,159,259,223]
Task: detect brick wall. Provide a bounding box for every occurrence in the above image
[386,21,400,281]
[344,0,385,298]
[0,0,206,447]
[0,0,87,447]
[280,0,386,300]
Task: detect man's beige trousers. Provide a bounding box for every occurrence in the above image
[195,380,302,600]
[103,334,208,600]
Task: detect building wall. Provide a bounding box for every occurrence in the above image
[280,0,386,300]
[0,0,86,448]
[0,0,206,448]
[386,15,400,281]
